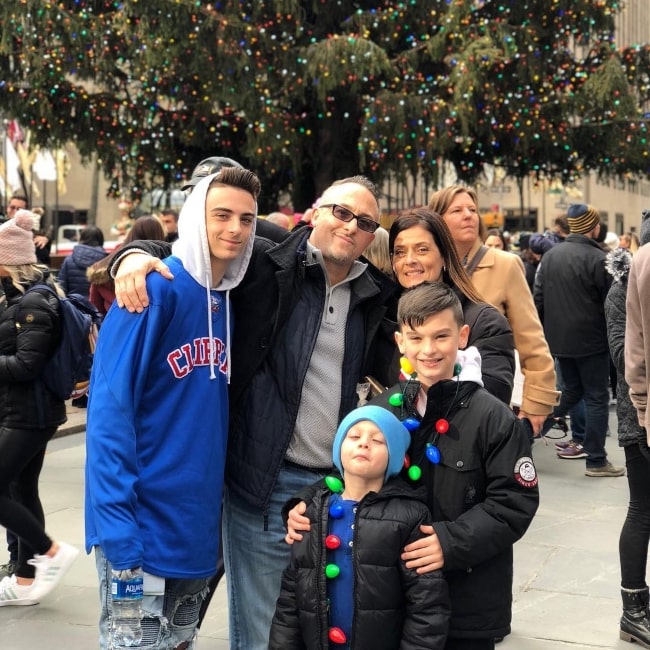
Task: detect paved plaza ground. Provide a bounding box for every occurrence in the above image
[0,406,635,649]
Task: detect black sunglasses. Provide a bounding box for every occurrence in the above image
[319,203,380,234]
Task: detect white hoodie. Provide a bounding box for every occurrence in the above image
[171,172,257,379]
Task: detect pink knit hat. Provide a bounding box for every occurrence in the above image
[0,210,37,265]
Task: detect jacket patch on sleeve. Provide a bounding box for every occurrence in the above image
[514,456,538,488]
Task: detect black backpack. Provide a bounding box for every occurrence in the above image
[25,284,102,401]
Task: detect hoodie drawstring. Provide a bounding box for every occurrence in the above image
[225,288,232,384]
[206,275,216,380]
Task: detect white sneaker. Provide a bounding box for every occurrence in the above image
[0,575,39,606]
[28,541,79,600]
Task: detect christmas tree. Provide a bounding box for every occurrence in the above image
[1,0,648,210]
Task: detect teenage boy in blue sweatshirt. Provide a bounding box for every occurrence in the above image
[85,167,260,650]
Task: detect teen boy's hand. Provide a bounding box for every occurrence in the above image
[285,501,310,544]
[401,525,445,574]
[114,253,174,313]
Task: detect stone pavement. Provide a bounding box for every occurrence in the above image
[0,406,636,649]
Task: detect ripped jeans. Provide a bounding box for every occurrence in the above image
[94,546,210,650]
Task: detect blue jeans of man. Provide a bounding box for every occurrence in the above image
[94,546,209,650]
[554,352,610,468]
[222,461,328,650]
[569,400,586,441]
[555,359,586,442]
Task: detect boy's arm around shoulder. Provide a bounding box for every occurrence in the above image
[110,240,174,312]
[400,498,450,650]
[281,471,341,530]
[108,239,172,276]
[434,398,539,571]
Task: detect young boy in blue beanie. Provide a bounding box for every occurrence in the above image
[269,405,449,650]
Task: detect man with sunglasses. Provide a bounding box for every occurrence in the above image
[108,175,398,650]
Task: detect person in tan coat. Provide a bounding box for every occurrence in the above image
[429,185,559,435]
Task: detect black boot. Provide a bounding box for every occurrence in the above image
[621,587,650,648]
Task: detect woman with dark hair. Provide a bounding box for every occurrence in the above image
[87,216,166,316]
[484,228,509,252]
[57,225,107,298]
[428,186,559,435]
[383,208,515,404]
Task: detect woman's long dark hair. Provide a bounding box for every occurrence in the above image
[79,225,105,247]
[123,215,166,244]
[389,208,484,303]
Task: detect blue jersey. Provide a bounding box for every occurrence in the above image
[85,256,231,577]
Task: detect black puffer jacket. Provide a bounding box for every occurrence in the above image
[0,278,67,429]
[605,248,644,447]
[269,480,450,650]
[372,380,539,640]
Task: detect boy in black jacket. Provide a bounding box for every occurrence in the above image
[270,405,449,650]
[287,283,539,649]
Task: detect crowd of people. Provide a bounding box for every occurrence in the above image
[0,156,649,650]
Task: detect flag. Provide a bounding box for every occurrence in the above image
[4,136,23,192]
[7,120,24,146]
[34,149,58,181]
[14,131,39,197]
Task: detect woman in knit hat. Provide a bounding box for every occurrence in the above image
[0,210,78,606]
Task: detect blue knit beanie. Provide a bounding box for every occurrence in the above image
[529,233,555,255]
[332,405,411,480]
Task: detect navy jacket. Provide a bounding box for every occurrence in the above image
[59,244,108,298]
[226,229,398,511]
